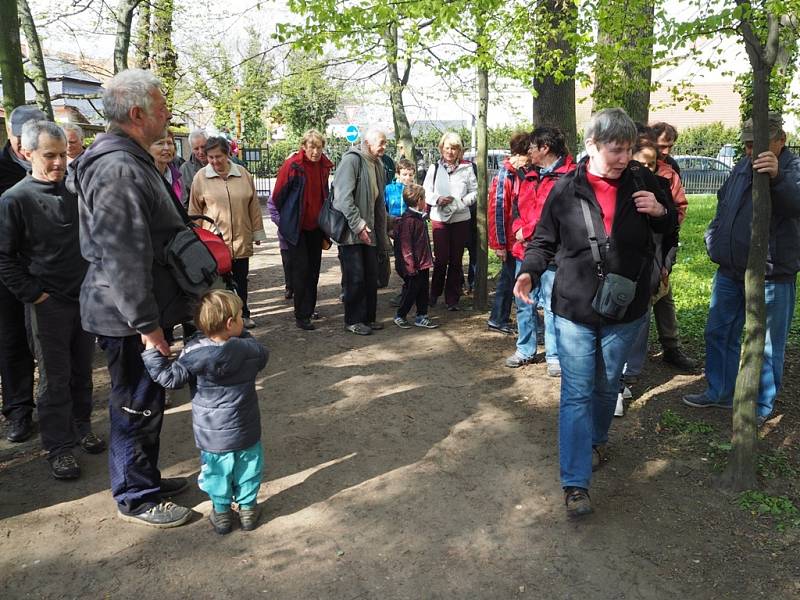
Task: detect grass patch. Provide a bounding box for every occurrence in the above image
[737,491,800,531]
[758,449,798,480]
[657,408,715,437]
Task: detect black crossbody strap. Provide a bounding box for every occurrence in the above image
[580,198,605,272]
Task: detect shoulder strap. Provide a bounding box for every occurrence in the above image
[580,198,605,274]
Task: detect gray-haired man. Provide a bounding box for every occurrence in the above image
[76,69,193,527]
[179,129,208,207]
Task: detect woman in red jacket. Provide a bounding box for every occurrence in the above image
[272,130,334,330]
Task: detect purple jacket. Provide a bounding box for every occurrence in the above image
[267,194,288,251]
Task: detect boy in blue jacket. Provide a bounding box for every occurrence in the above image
[143,290,269,534]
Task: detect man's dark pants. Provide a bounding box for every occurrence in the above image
[289,227,324,321]
[0,280,35,422]
[340,244,378,325]
[97,335,165,515]
[653,285,680,351]
[26,297,94,458]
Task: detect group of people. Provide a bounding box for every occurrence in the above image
[1,65,798,527]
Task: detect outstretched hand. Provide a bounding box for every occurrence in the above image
[513,273,535,305]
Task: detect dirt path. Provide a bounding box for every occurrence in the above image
[1,221,798,599]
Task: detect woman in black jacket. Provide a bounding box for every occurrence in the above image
[514,108,677,519]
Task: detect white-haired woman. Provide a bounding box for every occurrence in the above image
[422,132,477,310]
[514,108,676,519]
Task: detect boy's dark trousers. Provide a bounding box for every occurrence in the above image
[397,269,430,319]
[0,280,35,422]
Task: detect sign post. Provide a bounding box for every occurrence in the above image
[345,124,360,144]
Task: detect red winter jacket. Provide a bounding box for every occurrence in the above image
[488,159,526,252]
[273,149,334,231]
[511,155,576,260]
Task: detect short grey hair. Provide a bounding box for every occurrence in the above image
[188,129,208,145]
[584,108,637,147]
[363,128,386,147]
[21,120,67,151]
[62,122,84,141]
[103,68,162,124]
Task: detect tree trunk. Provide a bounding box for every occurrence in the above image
[114,0,142,74]
[152,0,177,105]
[383,24,415,161]
[17,0,53,120]
[134,1,151,69]
[0,0,26,118]
[473,28,489,312]
[620,1,654,123]
[532,0,577,153]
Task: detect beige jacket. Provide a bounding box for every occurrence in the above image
[189,162,266,259]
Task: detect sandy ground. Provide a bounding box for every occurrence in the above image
[1,220,799,599]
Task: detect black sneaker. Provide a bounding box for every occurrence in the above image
[159,477,189,497]
[564,487,593,519]
[49,453,80,480]
[6,416,33,443]
[209,508,233,535]
[296,318,315,331]
[487,321,514,335]
[118,502,192,528]
[79,432,106,454]
[239,504,260,531]
[663,347,700,372]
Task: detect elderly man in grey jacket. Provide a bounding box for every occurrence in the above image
[179,129,207,207]
[76,69,193,528]
[332,129,391,335]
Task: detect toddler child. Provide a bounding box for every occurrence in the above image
[393,183,438,330]
[142,289,269,534]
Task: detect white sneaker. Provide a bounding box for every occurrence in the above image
[614,392,625,417]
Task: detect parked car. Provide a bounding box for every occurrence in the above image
[673,155,732,194]
[463,149,511,179]
[716,144,738,167]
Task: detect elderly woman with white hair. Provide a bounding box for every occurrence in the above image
[514,108,676,519]
[422,131,477,310]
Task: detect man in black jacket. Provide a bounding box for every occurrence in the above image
[0,105,45,442]
[0,120,105,479]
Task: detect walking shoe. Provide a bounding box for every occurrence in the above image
[546,363,561,378]
[591,445,607,471]
[368,321,384,330]
[663,347,700,372]
[243,317,256,329]
[614,392,625,417]
[239,504,261,531]
[209,508,233,535]
[414,315,439,329]
[682,393,732,409]
[564,487,593,519]
[311,312,321,320]
[78,432,106,454]
[505,352,535,368]
[296,318,315,331]
[487,321,514,335]
[393,316,412,329]
[345,323,372,336]
[118,502,192,528]
[6,416,33,443]
[49,453,80,480]
[159,477,189,497]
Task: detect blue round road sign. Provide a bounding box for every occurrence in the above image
[345,124,360,143]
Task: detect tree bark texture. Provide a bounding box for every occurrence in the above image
[0,0,26,118]
[17,0,53,120]
[473,51,490,311]
[532,0,577,153]
[134,1,151,69]
[383,24,415,162]
[114,0,142,74]
[152,0,177,106]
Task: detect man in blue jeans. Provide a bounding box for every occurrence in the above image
[683,113,800,426]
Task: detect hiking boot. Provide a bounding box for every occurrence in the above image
[546,363,561,378]
[295,318,315,331]
[564,487,593,519]
[682,393,732,409]
[614,392,625,417]
[505,352,535,368]
[345,323,372,336]
[239,504,260,531]
[663,347,700,371]
[243,317,256,329]
[487,321,514,335]
[79,432,106,454]
[414,315,439,329]
[159,477,189,498]
[6,416,33,443]
[118,502,192,528]
[49,453,80,480]
[368,321,384,330]
[393,316,412,329]
[592,445,607,471]
[209,508,233,535]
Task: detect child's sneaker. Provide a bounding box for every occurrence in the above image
[393,316,412,329]
[414,315,438,329]
[209,508,233,535]
[239,504,260,531]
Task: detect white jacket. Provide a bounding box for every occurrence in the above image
[423,161,478,224]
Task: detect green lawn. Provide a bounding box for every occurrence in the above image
[486,194,800,352]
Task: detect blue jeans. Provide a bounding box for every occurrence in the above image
[556,313,646,490]
[489,253,516,326]
[514,260,539,359]
[704,271,796,418]
[539,266,558,366]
